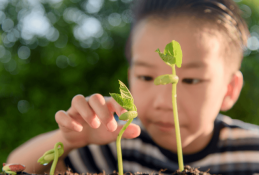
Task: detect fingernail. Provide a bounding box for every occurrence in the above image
[107,120,117,132]
[91,118,101,128]
[74,124,83,132]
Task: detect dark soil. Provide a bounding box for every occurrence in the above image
[173,165,211,175]
[1,165,213,175]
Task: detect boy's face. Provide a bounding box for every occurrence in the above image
[128,17,232,154]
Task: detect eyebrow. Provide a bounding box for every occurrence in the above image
[181,62,207,69]
[131,61,156,68]
[132,60,206,69]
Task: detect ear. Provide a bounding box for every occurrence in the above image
[220,70,243,111]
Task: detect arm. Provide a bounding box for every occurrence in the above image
[7,94,140,175]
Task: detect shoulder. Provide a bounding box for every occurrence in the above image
[216,114,259,141]
[191,114,259,174]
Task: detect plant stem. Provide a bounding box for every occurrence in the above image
[50,142,63,175]
[172,65,184,171]
[116,118,133,175]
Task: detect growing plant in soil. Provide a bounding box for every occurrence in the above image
[2,163,26,175]
[37,142,64,175]
[154,40,184,172]
[110,80,138,175]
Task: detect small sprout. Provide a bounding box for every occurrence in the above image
[119,111,138,120]
[2,163,26,175]
[38,142,64,175]
[154,74,179,85]
[110,80,138,175]
[155,40,182,68]
[154,40,184,172]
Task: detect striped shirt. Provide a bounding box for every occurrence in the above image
[64,114,259,175]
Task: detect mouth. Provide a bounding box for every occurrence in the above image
[153,121,175,132]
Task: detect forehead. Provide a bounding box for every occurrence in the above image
[131,17,225,68]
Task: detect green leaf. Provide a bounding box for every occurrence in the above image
[119,80,133,99]
[110,80,137,112]
[155,40,182,68]
[110,93,136,111]
[121,98,134,111]
[154,74,179,85]
[119,111,138,120]
[109,93,124,107]
[171,41,182,68]
[164,42,174,55]
[155,48,176,66]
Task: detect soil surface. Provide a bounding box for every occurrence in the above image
[1,165,213,175]
[173,165,211,175]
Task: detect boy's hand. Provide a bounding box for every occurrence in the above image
[55,94,141,149]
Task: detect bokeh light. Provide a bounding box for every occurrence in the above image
[17,100,30,113]
[18,46,31,60]
[84,0,104,14]
[108,13,122,26]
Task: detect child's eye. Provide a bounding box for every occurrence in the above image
[182,78,201,84]
[137,76,153,81]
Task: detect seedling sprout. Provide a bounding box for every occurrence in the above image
[38,142,64,175]
[110,80,138,175]
[154,40,184,171]
[2,164,17,175]
[2,163,25,175]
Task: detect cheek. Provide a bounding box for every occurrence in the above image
[131,82,147,116]
[178,81,224,130]
[130,81,154,123]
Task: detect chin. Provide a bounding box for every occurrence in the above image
[148,126,196,152]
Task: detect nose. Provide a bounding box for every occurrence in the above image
[152,83,173,111]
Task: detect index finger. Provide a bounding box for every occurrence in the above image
[104,96,128,117]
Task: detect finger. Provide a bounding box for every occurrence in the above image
[105,96,128,117]
[71,95,101,129]
[117,123,141,139]
[88,94,117,132]
[55,110,83,132]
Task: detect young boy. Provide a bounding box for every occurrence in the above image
[7,0,259,175]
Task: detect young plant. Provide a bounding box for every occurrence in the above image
[2,163,25,175]
[154,40,184,171]
[110,80,138,175]
[38,142,64,175]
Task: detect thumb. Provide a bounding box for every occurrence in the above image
[114,123,141,139]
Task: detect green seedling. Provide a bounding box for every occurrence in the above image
[110,80,138,175]
[154,40,184,171]
[38,142,64,175]
[2,163,25,175]
[2,165,16,175]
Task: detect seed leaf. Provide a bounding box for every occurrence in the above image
[154,74,179,85]
[119,111,138,120]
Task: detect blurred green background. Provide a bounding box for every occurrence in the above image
[0,0,259,165]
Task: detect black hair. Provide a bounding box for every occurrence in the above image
[125,0,250,67]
